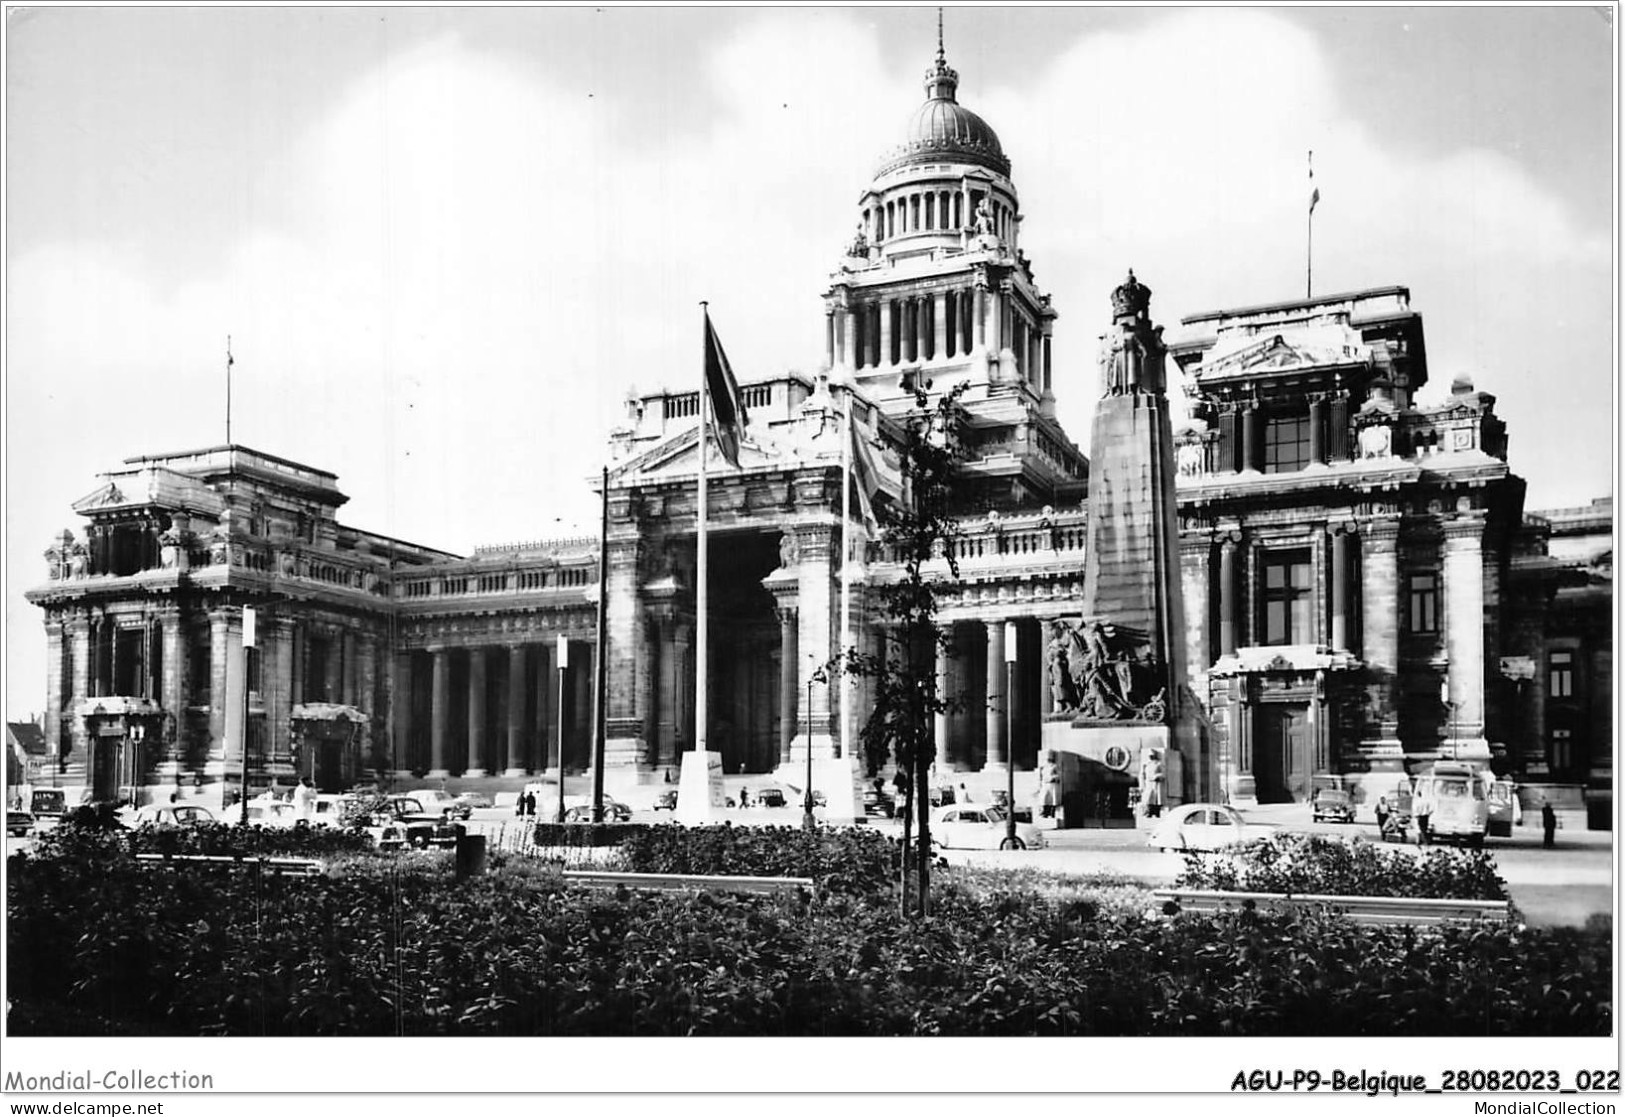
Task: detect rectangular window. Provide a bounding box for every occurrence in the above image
[1549,650,1574,698]
[1261,549,1313,645]
[1263,415,1310,474]
[1408,572,1439,633]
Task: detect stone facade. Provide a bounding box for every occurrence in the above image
[22,44,1612,827]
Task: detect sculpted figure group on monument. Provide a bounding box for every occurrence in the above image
[1045,618,1165,722]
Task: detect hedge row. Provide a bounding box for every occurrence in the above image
[1176,833,1510,901]
[7,839,1608,1036]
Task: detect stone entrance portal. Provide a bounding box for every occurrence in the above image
[1254,703,1309,803]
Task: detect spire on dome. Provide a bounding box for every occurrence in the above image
[924,7,958,101]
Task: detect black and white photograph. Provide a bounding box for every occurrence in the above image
[2,3,1617,1107]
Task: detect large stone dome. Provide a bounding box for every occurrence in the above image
[875,51,1010,178]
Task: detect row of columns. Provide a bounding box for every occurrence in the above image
[831,285,1051,385]
[865,187,1013,245]
[402,641,588,779]
[1220,396,1354,473]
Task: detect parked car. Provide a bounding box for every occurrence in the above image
[222,801,302,828]
[126,804,216,828]
[931,804,1046,851]
[371,796,465,850]
[863,787,895,818]
[1311,788,1356,824]
[1145,803,1273,852]
[561,795,633,823]
[413,789,472,820]
[453,790,494,810]
[751,786,789,808]
[6,810,35,838]
[653,788,679,811]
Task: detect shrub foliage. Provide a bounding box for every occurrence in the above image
[7,826,1606,1037]
[1175,833,1509,901]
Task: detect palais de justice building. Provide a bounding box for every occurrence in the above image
[23,44,1612,827]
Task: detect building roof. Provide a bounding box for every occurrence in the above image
[1180,286,1412,327]
[875,48,1008,178]
[6,722,47,756]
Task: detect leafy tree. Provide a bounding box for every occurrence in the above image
[824,383,967,919]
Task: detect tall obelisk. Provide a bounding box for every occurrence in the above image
[1042,272,1209,822]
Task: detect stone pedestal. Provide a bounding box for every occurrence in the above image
[1042,721,1176,829]
[673,749,725,826]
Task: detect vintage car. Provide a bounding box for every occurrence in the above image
[653,788,679,811]
[1145,803,1274,852]
[561,795,634,824]
[931,804,1046,851]
[1311,788,1356,824]
[412,789,473,820]
[371,796,466,850]
[6,810,35,838]
[127,804,216,828]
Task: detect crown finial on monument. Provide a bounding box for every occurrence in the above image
[1111,269,1152,321]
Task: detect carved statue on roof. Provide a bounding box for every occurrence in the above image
[848,223,869,258]
[973,197,995,237]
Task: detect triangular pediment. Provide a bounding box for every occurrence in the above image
[610,424,791,487]
[1202,332,1371,380]
[72,481,132,513]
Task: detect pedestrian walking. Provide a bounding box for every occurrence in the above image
[738,786,750,809]
[514,793,525,817]
[1375,794,1390,833]
[1541,798,1557,849]
[1414,794,1433,845]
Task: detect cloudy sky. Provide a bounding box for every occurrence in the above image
[5,6,1614,720]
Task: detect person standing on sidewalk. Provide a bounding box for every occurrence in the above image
[1541,798,1557,849]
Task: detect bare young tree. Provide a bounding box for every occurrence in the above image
[825,383,966,919]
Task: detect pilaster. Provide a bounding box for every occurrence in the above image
[1443,514,1488,748]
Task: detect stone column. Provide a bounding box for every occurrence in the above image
[467,647,489,777]
[825,309,836,369]
[505,645,528,776]
[394,652,415,776]
[1360,519,1402,740]
[290,624,305,707]
[604,538,647,773]
[879,299,894,366]
[68,616,91,770]
[1330,527,1353,652]
[1218,536,1239,657]
[208,609,232,761]
[269,617,295,772]
[933,292,948,359]
[342,632,358,705]
[868,304,881,368]
[777,606,798,765]
[1443,516,1488,745]
[428,646,451,779]
[533,642,552,771]
[842,309,857,370]
[1309,397,1328,465]
[795,524,835,757]
[673,620,695,754]
[1241,405,1262,472]
[934,635,951,770]
[43,618,66,773]
[974,285,987,351]
[643,618,664,769]
[1181,537,1212,679]
[984,621,1007,770]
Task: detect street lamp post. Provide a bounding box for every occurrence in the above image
[1004,622,1018,849]
[803,669,816,830]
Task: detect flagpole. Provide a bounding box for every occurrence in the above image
[225,335,234,444]
[840,389,855,761]
[1306,149,1315,300]
[696,303,709,761]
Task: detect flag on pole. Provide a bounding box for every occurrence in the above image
[1309,149,1320,214]
[702,310,748,468]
